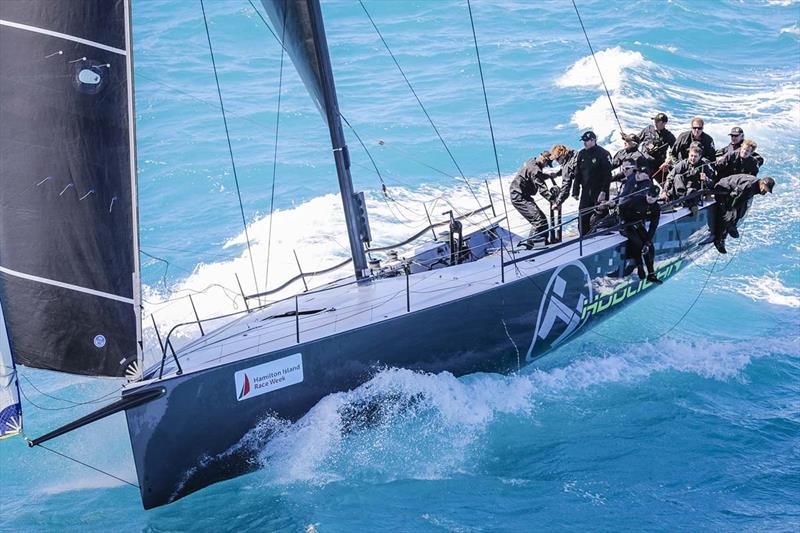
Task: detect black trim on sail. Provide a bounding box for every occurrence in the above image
[0,0,139,377]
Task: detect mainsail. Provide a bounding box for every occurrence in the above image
[259,0,371,277]
[0,0,140,377]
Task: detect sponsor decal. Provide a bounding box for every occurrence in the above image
[581,259,683,320]
[527,261,593,361]
[234,353,303,401]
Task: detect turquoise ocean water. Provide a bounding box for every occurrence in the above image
[2,0,799,531]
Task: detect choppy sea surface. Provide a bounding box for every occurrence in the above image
[2,0,799,531]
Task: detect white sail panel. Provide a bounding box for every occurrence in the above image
[0,300,22,440]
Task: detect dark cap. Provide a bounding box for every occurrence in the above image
[580,131,597,141]
[652,112,669,122]
[729,126,744,136]
[623,133,641,144]
[762,176,775,192]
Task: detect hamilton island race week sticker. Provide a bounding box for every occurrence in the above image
[234,353,304,401]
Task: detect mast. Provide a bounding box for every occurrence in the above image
[306,0,370,279]
[260,0,371,280]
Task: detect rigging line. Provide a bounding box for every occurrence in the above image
[377,139,460,180]
[18,373,122,407]
[16,381,117,412]
[571,0,625,136]
[358,0,488,218]
[466,0,516,259]
[246,1,421,231]
[32,442,139,489]
[264,10,287,299]
[140,250,169,290]
[200,0,260,300]
[341,113,390,199]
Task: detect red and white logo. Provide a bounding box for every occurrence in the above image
[234,353,303,401]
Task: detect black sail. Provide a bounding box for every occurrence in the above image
[260,0,371,277]
[260,0,328,122]
[0,0,140,377]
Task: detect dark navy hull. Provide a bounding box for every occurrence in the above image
[125,206,713,509]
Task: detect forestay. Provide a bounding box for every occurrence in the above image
[0,0,140,377]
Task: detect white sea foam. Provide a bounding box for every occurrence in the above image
[237,335,791,487]
[556,47,659,145]
[781,23,800,36]
[556,47,649,92]
[727,274,800,308]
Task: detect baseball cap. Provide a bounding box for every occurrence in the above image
[729,126,744,136]
[623,133,641,144]
[652,112,669,122]
[762,176,775,192]
[580,131,597,141]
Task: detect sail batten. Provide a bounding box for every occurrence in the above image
[0,0,139,378]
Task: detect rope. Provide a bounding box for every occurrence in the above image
[466,0,515,259]
[32,441,139,489]
[19,374,122,408]
[200,0,260,299]
[247,0,423,232]
[264,8,286,299]
[358,0,489,219]
[571,0,625,136]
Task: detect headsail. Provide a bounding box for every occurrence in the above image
[0,0,140,377]
[0,300,22,439]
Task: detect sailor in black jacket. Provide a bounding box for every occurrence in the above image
[716,126,764,167]
[715,139,760,182]
[663,144,714,211]
[670,117,716,163]
[510,151,555,246]
[550,144,579,207]
[711,174,775,253]
[611,133,655,180]
[639,112,676,171]
[573,131,613,236]
[612,165,663,283]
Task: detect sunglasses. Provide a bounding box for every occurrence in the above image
[692,126,704,130]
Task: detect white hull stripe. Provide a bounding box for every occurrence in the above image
[0,266,134,305]
[0,19,127,56]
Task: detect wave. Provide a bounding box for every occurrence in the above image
[234,334,794,487]
[556,45,800,155]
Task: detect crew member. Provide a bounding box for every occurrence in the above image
[663,144,714,214]
[716,126,764,167]
[614,166,663,283]
[550,143,578,207]
[572,131,613,236]
[611,133,655,179]
[711,174,775,254]
[639,112,676,175]
[510,151,556,247]
[670,117,716,163]
[715,139,760,182]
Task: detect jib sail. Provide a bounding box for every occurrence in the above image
[0,0,140,377]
